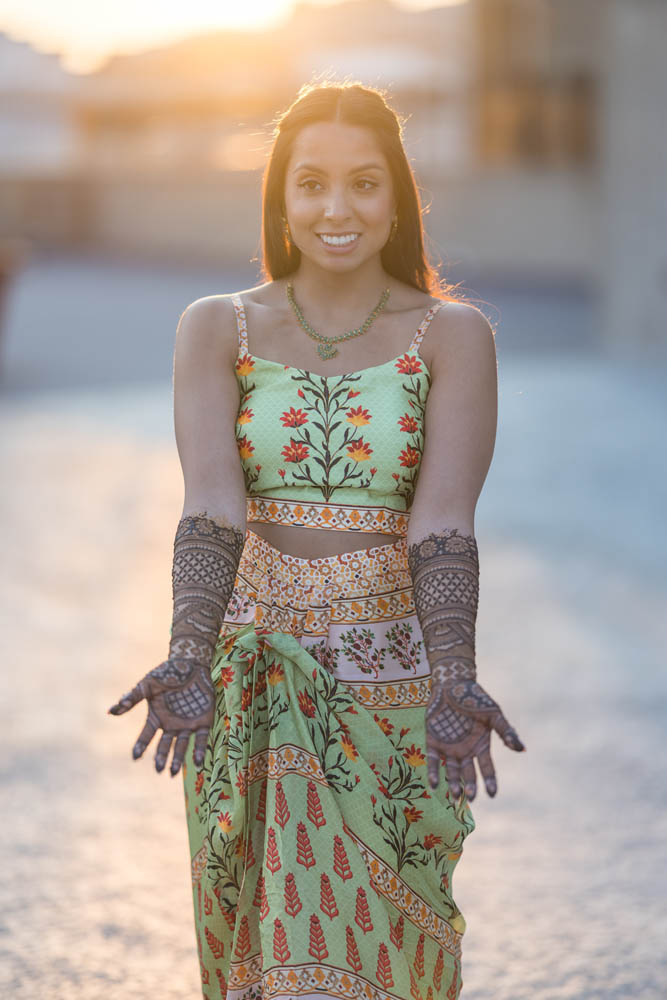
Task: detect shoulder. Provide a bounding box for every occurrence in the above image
[175,291,248,371]
[425,300,497,380]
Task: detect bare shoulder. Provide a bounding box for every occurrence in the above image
[426,300,497,380]
[175,293,239,371]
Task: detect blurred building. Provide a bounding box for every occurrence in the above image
[0,0,665,353]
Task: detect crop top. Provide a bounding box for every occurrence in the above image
[232,293,445,537]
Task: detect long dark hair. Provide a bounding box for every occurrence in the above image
[260,80,460,300]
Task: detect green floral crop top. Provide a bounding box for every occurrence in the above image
[232,293,444,537]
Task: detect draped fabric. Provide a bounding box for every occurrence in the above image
[182,530,475,1000]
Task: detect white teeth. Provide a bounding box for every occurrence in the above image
[319,233,359,246]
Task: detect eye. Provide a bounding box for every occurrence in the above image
[355,178,378,191]
[297,179,322,191]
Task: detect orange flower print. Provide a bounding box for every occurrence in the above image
[398,414,418,433]
[282,439,310,462]
[346,405,371,426]
[236,354,255,376]
[347,438,373,462]
[403,805,424,825]
[217,811,234,834]
[399,446,420,468]
[423,834,443,849]
[237,407,253,424]
[340,734,358,760]
[267,662,284,685]
[280,407,309,427]
[403,744,426,767]
[298,690,316,717]
[237,435,254,460]
[395,354,423,375]
[373,714,394,736]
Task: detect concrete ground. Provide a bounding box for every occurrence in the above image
[0,253,665,999]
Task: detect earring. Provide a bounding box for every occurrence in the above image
[281,215,292,243]
[389,216,398,242]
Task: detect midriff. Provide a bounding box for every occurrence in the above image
[248,521,402,558]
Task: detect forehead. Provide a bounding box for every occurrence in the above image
[287,120,388,173]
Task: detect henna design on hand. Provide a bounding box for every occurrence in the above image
[108,513,245,776]
[408,528,525,800]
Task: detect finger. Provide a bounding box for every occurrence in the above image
[154,730,174,773]
[476,743,497,797]
[132,712,158,760]
[108,679,146,716]
[461,757,477,801]
[170,733,191,777]
[492,714,526,752]
[445,758,462,801]
[193,729,210,769]
[426,744,441,789]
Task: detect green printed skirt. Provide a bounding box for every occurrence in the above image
[182,529,475,1000]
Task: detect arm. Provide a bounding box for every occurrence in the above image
[406,303,525,800]
[108,296,247,776]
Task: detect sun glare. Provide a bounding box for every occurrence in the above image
[1,0,468,74]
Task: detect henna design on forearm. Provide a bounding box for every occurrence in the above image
[108,512,245,775]
[408,528,525,799]
[407,528,479,684]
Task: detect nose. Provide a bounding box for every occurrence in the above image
[323,188,350,222]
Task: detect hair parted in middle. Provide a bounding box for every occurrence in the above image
[260,79,460,300]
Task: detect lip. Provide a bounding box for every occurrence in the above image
[316,232,361,237]
[316,232,361,254]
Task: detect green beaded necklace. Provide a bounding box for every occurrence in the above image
[286,282,391,360]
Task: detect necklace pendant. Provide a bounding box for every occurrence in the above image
[317,342,338,360]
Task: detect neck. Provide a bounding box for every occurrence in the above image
[288,256,390,316]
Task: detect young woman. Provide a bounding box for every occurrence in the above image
[109,81,525,1000]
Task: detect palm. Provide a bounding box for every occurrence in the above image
[108,658,214,775]
[425,678,524,800]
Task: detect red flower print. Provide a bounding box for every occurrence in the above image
[403,805,423,825]
[282,439,310,463]
[373,714,394,736]
[255,464,261,471]
[298,690,316,717]
[218,664,234,688]
[347,389,361,398]
[395,354,423,375]
[298,388,305,399]
[370,467,377,476]
[279,469,286,478]
[346,406,371,426]
[347,438,373,462]
[237,435,254,460]
[423,834,443,849]
[392,473,400,481]
[236,354,255,376]
[398,414,418,433]
[280,407,309,427]
[398,446,420,468]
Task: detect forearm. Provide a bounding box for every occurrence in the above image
[169,511,246,667]
[407,526,479,684]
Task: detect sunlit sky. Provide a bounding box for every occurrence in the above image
[0,0,466,74]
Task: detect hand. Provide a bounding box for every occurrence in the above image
[425,678,525,800]
[107,657,215,776]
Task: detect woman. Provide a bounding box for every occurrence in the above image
[108,81,525,1000]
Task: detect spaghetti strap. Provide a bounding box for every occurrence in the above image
[230,293,249,356]
[408,299,445,353]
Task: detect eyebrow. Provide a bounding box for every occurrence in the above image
[291,161,386,174]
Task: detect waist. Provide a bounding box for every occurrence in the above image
[246,494,410,537]
[240,527,411,599]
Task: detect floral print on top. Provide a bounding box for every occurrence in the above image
[232,295,444,537]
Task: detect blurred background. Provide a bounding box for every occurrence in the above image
[0,1,666,998]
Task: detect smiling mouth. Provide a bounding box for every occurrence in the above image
[317,233,360,246]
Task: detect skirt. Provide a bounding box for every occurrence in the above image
[182,528,476,1000]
